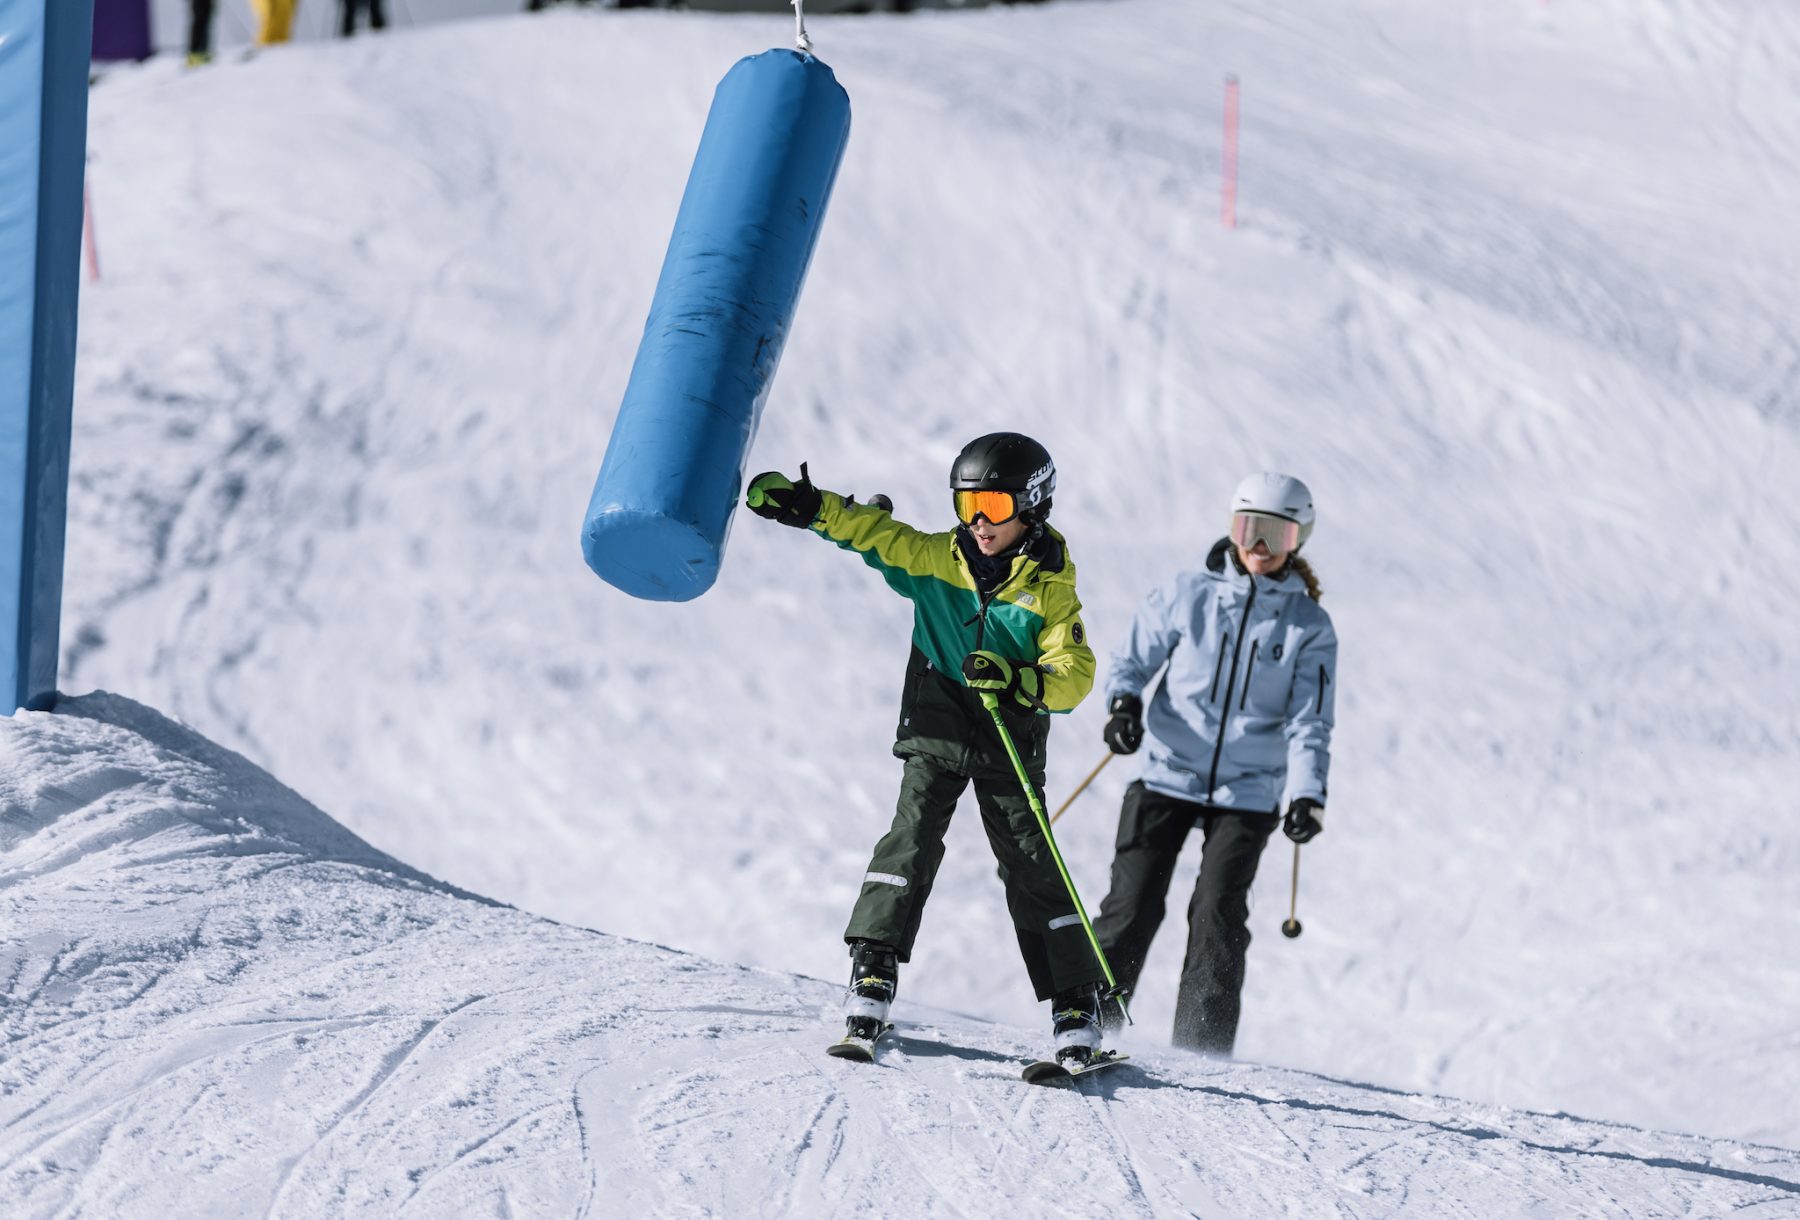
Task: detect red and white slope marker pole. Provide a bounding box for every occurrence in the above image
[1222,73,1240,230]
[82,183,100,282]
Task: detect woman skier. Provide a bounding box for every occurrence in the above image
[745,434,1111,1067]
[1092,471,1337,1056]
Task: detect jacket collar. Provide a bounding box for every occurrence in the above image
[952,523,1072,585]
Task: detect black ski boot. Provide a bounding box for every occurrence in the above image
[1050,983,1104,1068]
[843,940,899,1041]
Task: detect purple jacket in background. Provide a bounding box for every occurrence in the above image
[92,0,152,62]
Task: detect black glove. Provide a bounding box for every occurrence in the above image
[1283,797,1324,844]
[962,650,1046,710]
[1103,694,1143,755]
[744,463,823,528]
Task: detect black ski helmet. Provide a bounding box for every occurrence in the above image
[950,433,1056,517]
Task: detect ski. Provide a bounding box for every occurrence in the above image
[1021,1050,1130,1085]
[826,1022,895,1063]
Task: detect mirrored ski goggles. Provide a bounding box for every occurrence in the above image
[1230,510,1301,554]
[954,488,1022,525]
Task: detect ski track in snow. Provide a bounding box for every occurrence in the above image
[22,0,1800,1202]
[3,701,1800,1216]
[5,697,1800,1216]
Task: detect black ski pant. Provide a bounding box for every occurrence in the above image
[1092,781,1278,1055]
[844,755,1107,1002]
[340,0,388,36]
[188,0,215,57]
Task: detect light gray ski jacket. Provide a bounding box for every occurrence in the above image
[1104,539,1337,812]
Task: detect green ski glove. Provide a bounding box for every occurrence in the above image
[962,650,1046,711]
[745,463,823,528]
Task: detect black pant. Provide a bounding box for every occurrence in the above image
[340,0,388,36]
[1093,781,1278,1055]
[188,0,214,56]
[844,757,1106,1002]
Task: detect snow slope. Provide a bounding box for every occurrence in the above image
[58,0,1800,1157]
[6,697,1800,1216]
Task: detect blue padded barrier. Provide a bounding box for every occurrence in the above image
[0,0,92,711]
[582,50,851,601]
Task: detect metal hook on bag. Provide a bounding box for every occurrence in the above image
[792,0,814,56]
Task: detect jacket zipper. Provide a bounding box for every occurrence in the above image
[965,548,1026,655]
[958,544,1029,767]
[1208,635,1229,702]
[1206,577,1257,800]
[1239,641,1259,710]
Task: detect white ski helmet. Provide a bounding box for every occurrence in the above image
[1230,471,1315,548]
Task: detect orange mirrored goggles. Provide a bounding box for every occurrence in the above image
[954,488,1021,525]
[1230,510,1301,554]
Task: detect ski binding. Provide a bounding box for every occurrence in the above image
[1022,1050,1130,1084]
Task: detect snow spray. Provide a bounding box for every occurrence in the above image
[581,50,851,601]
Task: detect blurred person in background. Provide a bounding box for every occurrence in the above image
[251,0,298,45]
[341,0,387,36]
[187,0,215,65]
[1092,471,1337,1056]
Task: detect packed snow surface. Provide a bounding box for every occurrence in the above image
[12,0,1799,1208]
[5,696,1799,1216]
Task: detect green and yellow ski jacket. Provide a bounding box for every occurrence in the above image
[809,490,1096,777]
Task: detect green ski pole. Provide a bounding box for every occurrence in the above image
[980,693,1129,1022]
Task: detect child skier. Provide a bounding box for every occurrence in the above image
[745,433,1110,1066]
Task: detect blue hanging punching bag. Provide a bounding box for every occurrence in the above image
[581,49,851,602]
